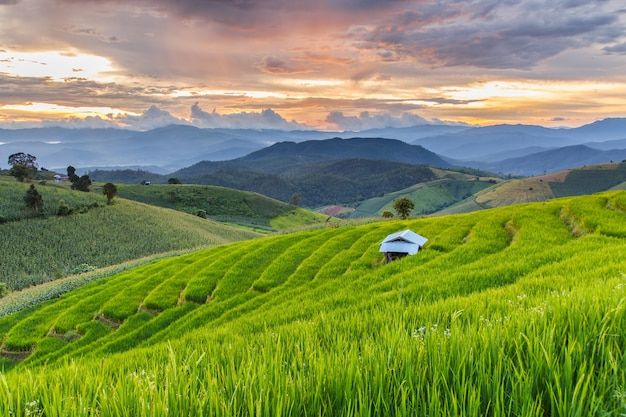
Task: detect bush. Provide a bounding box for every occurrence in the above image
[57,200,73,216]
[69,264,97,275]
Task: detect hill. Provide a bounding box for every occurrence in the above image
[323,167,500,218]
[438,162,626,215]
[470,145,626,176]
[115,183,328,231]
[413,118,626,162]
[1,191,625,414]
[92,138,451,208]
[0,175,261,292]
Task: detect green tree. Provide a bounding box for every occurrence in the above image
[9,164,34,182]
[72,175,92,192]
[393,197,415,220]
[102,182,117,204]
[67,166,79,184]
[8,152,38,169]
[382,210,394,219]
[23,184,44,213]
[168,177,181,184]
[290,193,301,207]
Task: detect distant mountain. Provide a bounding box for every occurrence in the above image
[472,145,626,176]
[413,125,570,161]
[0,124,460,172]
[413,118,626,163]
[3,118,626,176]
[173,137,450,176]
[151,138,448,207]
[0,125,270,171]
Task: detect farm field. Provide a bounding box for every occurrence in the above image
[1,191,625,415]
[0,175,261,292]
[442,162,626,215]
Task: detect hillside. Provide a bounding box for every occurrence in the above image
[0,176,261,292]
[327,167,500,218]
[439,162,626,215]
[471,145,626,176]
[92,138,450,207]
[1,191,625,415]
[413,118,626,161]
[115,183,328,231]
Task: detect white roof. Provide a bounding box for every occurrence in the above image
[379,229,428,255]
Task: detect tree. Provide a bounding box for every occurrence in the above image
[72,174,92,192]
[382,210,394,219]
[8,152,38,182]
[9,164,35,182]
[393,197,415,220]
[67,166,79,184]
[23,184,44,213]
[168,177,181,184]
[290,193,301,207]
[102,182,117,204]
[8,152,38,169]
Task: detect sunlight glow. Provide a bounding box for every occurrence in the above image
[171,89,290,100]
[0,49,116,81]
[1,102,128,118]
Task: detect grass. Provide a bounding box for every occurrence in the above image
[116,183,327,231]
[0,175,261,291]
[350,178,495,218]
[0,191,625,415]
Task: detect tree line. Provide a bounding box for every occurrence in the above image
[6,152,118,214]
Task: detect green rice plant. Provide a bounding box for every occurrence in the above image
[1,191,625,416]
[2,295,81,351]
[251,229,336,292]
[99,259,184,322]
[141,250,226,311]
[211,234,304,301]
[99,302,198,354]
[0,192,260,291]
[182,241,259,304]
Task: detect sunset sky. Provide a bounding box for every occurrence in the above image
[1,0,625,131]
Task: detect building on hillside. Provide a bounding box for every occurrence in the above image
[379,229,428,263]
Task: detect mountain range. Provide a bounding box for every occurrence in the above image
[1,118,625,176]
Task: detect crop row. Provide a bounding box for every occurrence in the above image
[0,197,259,291]
[0,192,625,415]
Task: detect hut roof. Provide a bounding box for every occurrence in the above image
[379,229,428,255]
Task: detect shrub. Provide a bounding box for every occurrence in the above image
[69,264,98,275]
[57,200,73,216]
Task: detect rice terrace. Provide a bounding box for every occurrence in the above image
[1,188,625,415]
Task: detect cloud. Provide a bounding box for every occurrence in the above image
[190,102,305,130]
[257,56,309,75]
[350,1,624,69]
[604,42,626,55]
[113,105,187,130]
[325,110,431,131]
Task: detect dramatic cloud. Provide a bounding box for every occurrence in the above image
[326,110,430,131]
[0,0,625,129]
[190,102,304,130]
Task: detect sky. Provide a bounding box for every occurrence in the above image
[1,0,625,131]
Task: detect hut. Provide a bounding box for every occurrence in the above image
[379,229,428,263]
